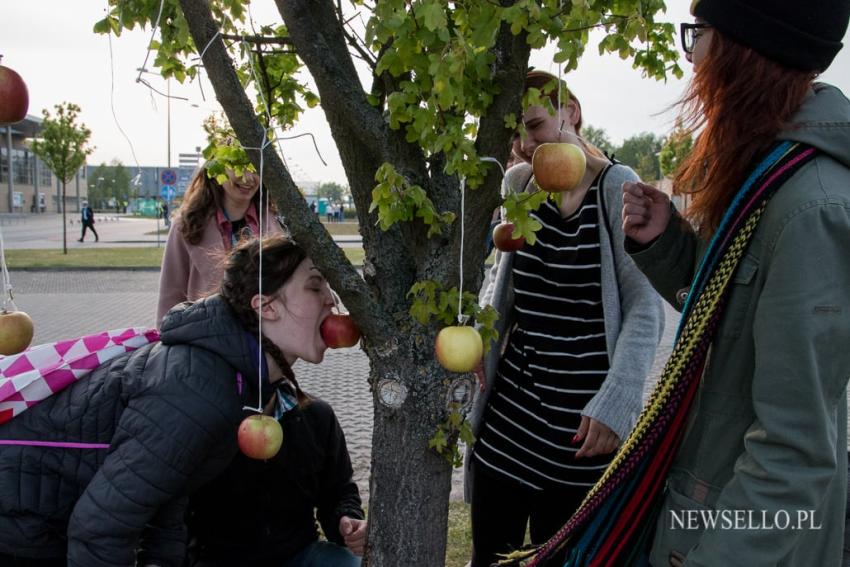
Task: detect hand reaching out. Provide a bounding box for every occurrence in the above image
[622,181,671,245]
[339,515,367,556]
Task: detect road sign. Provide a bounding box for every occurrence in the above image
[160,169,177,186]
[161,185,176,202]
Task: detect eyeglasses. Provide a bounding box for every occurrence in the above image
[680,22,712,55]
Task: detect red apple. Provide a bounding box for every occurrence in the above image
[0,309,34,356]
[435,326,483,373]
[237,414,283,460]
[321,313,361,348]
[492,221,525,252]
[0,63,29,125]
[532,142,586,193]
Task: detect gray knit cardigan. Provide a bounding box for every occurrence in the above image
[463,161,664,501]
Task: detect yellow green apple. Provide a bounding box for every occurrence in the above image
[0,309,34,356]
[532,142,587,193]
[435,326,483,373]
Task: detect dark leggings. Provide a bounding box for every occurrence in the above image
[470,460,588,567]
[0,555,64,567]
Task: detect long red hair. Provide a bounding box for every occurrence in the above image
[674,31,814,234]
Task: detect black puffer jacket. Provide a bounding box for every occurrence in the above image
[185,397,364,566]
[0,295,268,567]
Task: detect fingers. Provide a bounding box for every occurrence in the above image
[572,415,590,445]
[575,418,620,459]
[474,360,486,393]
[342,518,368,556]
[670,550,686,567]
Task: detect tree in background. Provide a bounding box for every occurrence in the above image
[100,1,681,563]
[89,159,132,211]
[659,118,694,178]
[30,103,93,254]
[582,124,615,156]
[316,181,347,206]
[615,131,663,182]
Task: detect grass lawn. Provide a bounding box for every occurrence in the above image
[446,501,473,567]
[4,247,365,269]
[147,221,361,237]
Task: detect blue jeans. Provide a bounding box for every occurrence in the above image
[282,541,361,567]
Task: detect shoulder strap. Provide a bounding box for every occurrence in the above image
[596,160,616,235]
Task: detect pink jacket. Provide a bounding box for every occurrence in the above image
[156,205,280,326]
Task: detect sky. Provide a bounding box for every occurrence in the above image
[3,2,850,186]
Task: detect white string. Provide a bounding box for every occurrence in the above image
[107,28,143,183]
[457,176,466,325]
[136,0,165,85]
[0,224,13,311]
[557,62,564,137]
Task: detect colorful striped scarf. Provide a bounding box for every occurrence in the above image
[500,141,818,567]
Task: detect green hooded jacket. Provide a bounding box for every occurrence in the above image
[630,83,850,566]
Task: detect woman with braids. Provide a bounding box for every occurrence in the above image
[617,1,850,565]
[156,164,279,326]
[184,234,366,567]
[463,69,664,567]
[0,234,361,566]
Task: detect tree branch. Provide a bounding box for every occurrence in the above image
[178,0,396,346]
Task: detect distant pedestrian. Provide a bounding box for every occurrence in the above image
[326,203,334,223]
[156,164,279,326]
[310,200,317,216]
[160,199,171,228]
[77,201,98,242]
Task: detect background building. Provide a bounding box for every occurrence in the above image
[1,115,88,214]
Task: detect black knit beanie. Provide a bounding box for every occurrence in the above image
[691,0,850,72]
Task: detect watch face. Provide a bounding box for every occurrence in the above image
[448,378,474,411]
[377,378,408,409]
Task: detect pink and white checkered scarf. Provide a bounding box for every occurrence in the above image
[0,327,160,426]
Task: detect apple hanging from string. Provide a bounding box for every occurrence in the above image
[0,57,29,124]
[492,221,525,252]
[321,313,361,349]
[0,308,34,356]
[435,326,483,373]
[237,414,284,460]
[532,142,586,193]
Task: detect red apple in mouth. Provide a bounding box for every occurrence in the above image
[320,313,361,348]
[532,142,586,193]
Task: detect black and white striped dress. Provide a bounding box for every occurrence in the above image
[473,181,613,490]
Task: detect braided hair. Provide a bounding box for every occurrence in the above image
[219,233,309,404]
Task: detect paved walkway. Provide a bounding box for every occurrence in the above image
[6,268,680,502]
[0,214,364,249]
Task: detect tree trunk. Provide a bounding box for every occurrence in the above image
[61,181,67,255]
[362,334,457,566]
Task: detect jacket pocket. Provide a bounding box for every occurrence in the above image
[716,253,759,340]
[650,472,719,566]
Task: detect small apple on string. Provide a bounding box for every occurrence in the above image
[0,300,34,356]
[492,221,525,252]
[0,55,29,125]
[532,142,586,193]
[237,414,284,460]
[435,325,483,373]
